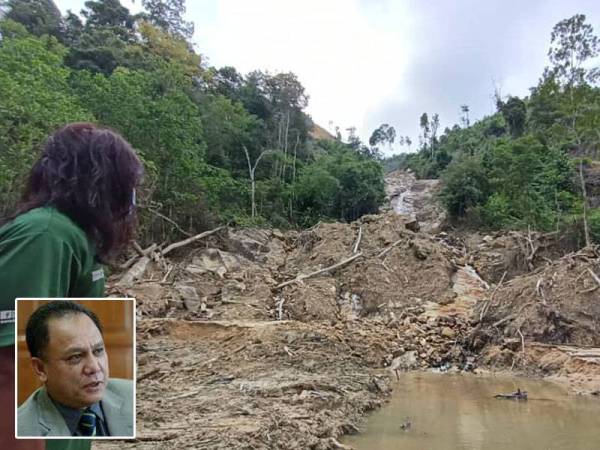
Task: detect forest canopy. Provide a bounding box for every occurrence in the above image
[0,0,386,240]
[2,2,599,245]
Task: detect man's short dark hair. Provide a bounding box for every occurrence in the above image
[25,301,103,359]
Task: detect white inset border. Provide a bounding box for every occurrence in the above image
[14,297,137,440]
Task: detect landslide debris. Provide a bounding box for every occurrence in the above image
[465,244,600,395]
[278,214,457,321]
[100,211,485,450]
[126,319,397,450]
[475,245,600,347]
[461,230,581,284]
[96,170,600,450]
[110,212,462,325]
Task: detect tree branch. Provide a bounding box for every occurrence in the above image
[145,206,192,237]
[275,253,363,290]
[161,226,225,257]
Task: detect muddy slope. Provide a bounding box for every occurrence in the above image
[96,170,600,449]
[98,210,479,449]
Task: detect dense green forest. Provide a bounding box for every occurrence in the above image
[0,0,385,240]
[382,14,600,243]
[2,2,599,246]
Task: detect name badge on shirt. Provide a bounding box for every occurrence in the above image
[0,310,15,324]
[92,269,105,282]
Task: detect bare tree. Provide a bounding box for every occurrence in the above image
[430,113,440,159]
[579,159,591,246]
[243,146,273,219]
[460,105,470,127]
[548,15,599,245]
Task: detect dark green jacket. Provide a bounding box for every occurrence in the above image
[0,207,105,347]
[1,207,106,450]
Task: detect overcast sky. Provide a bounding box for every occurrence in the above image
[55,0,600,154]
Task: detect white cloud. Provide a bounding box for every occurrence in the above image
[54,0,600,151]
[194,0,415,142]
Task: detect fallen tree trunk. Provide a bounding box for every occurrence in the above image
[494,389,527,400]
[275,253,363,290]
[118,254,153,285]
[588,268,600,287]
[161,226,225,257]
[378,239,404,259]
[352,226,362,254]
[119,243,157,270]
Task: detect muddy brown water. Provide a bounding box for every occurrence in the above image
[343,372,600,450]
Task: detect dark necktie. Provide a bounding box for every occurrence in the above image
[79,408,97,436]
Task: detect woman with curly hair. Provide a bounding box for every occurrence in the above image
[0,123,143,450]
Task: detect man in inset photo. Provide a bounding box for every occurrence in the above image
[17,301,134,438]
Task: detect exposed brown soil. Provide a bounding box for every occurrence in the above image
[95,172,600,450]
[474,246,600,347]
[126,319,396,449]
[450,229,581,284]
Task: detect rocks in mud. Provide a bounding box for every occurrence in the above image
[194,281,221,298]
[386,307,474,372]
[368,376,391,394]
[404,218,420,232]
[221,280,247,302]
[410,240,430,260]
[174,283,202,312]
[225,229,271,260]
[441,327,456,339]
[185,248,246,278]
[391,351,419,370]
[281,278,339,321]
[225,228,287,268]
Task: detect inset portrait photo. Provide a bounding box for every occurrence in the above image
[15,299,135,439]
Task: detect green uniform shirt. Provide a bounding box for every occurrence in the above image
[0,207,105,347]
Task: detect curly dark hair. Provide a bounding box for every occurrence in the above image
[11,123,143,261]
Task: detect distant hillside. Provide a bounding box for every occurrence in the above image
[309,123,336,141]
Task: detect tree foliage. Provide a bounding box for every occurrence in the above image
[497,96,526,138]
[292,141,385,226]
[0,32,92,214]
[369,123,395,149]
[548,14,600,87]
[4,0,62,38]
[141,0,193,40]
[0,0,387,238]
[386,14,600,242]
